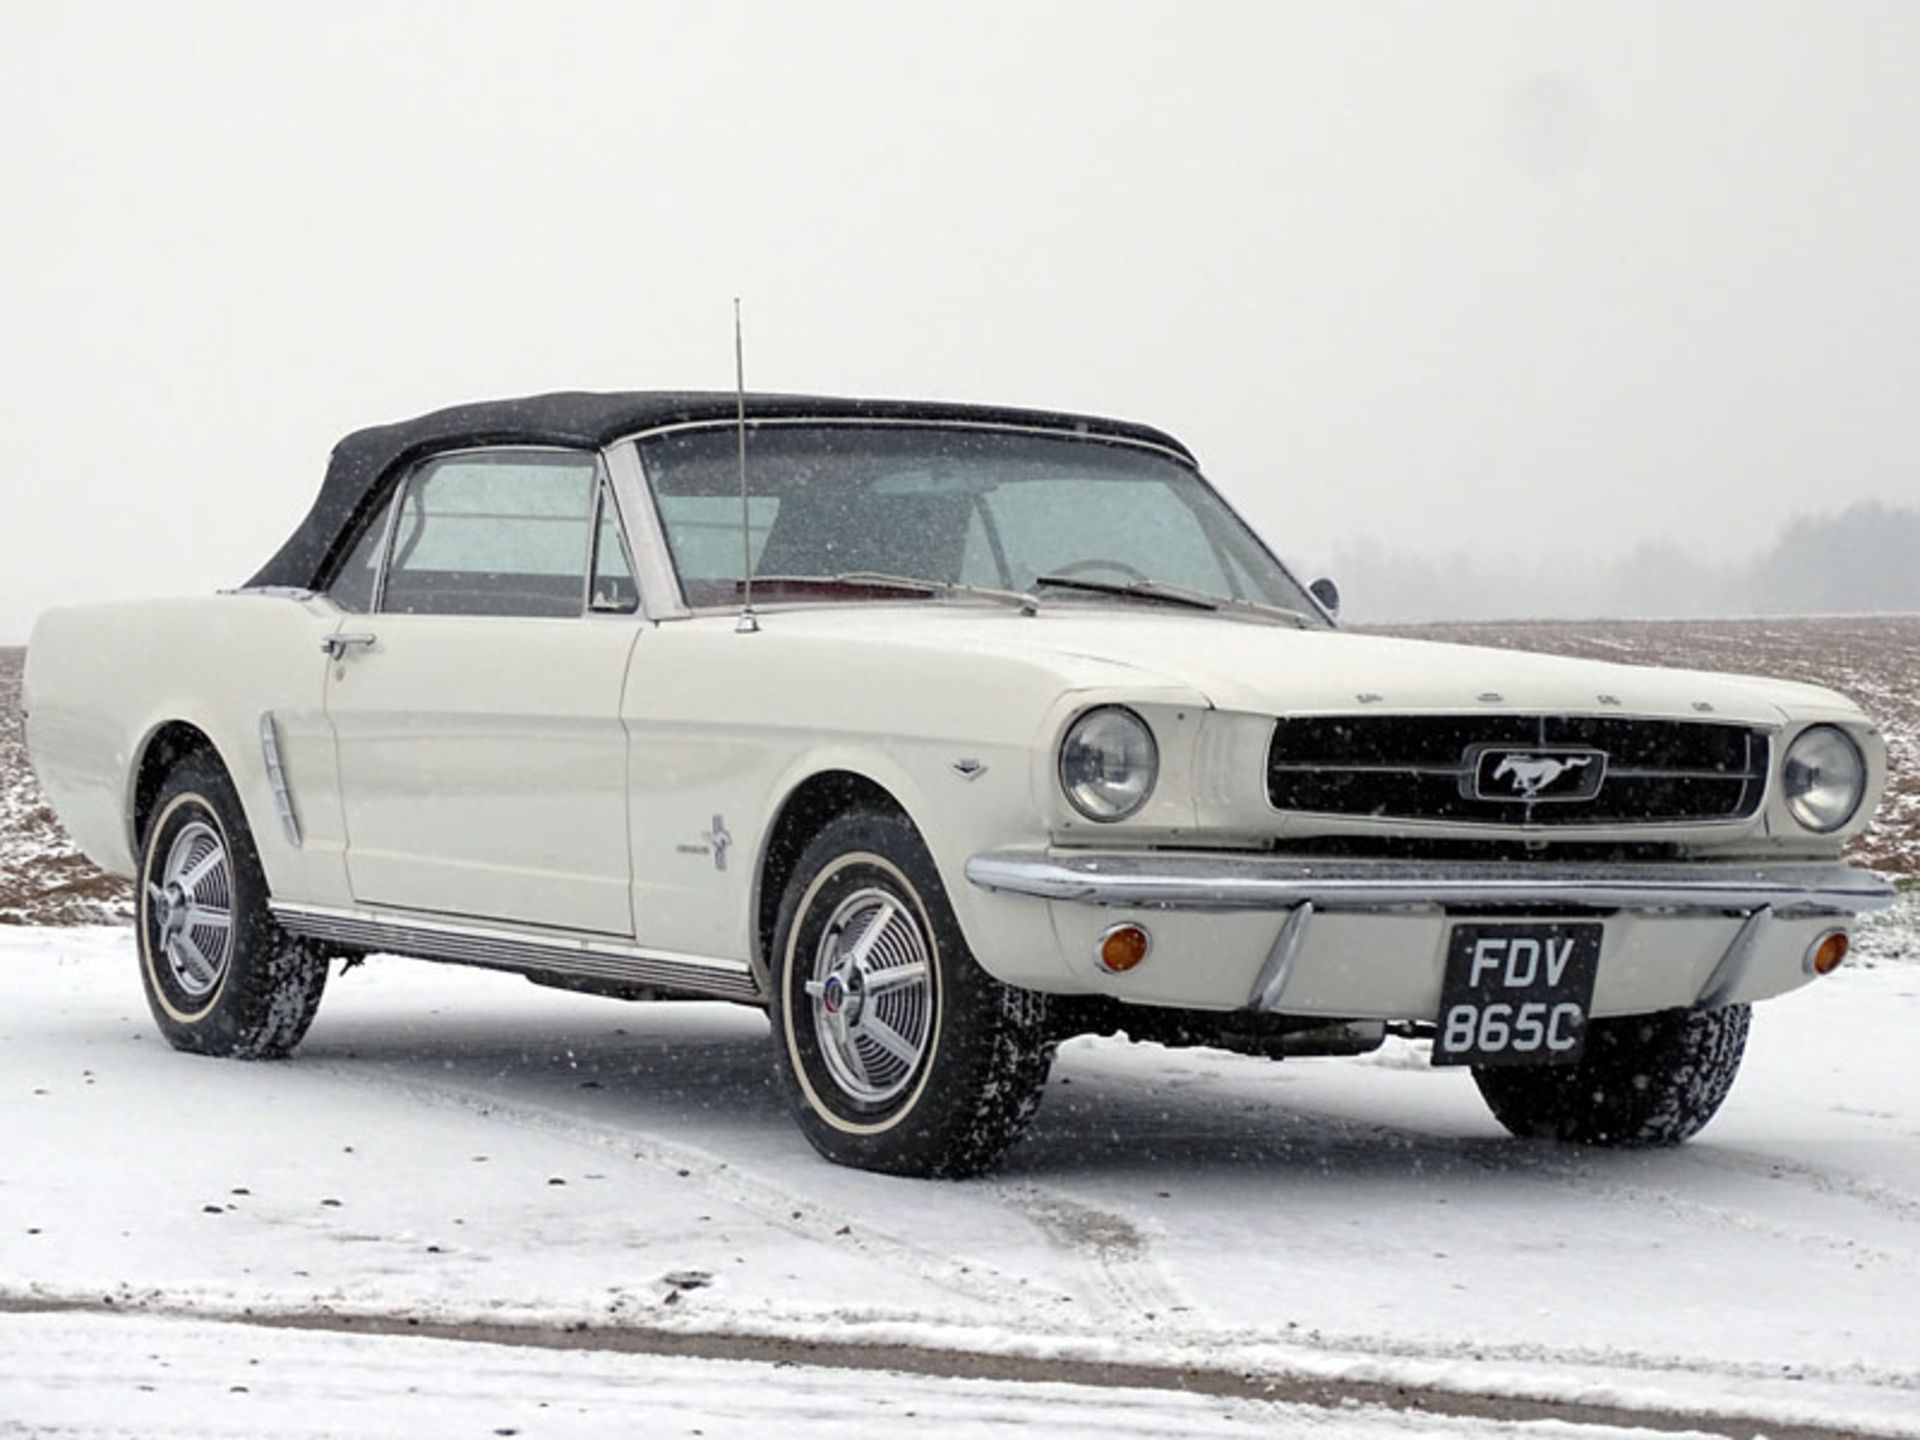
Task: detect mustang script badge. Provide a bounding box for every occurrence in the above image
[1469,747,1608,803]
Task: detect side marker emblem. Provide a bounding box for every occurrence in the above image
[702,816,733,872]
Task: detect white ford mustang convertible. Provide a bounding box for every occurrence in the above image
[25,391,1896,1176]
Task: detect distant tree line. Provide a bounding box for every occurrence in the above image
[1330,501,1920,622]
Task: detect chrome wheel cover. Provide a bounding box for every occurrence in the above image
[803,886,933,1105]
[148,819,235,1000]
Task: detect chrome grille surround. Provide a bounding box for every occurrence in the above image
[1266,714,1770,827]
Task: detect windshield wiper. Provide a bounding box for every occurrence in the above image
[1032,575,1310,627]
[1203,593,1313,628]
[1033,575,1216,610]
[752,572,1040,614]
[1032,573,1244,614]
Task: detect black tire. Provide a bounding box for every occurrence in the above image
[770,809,1053,1178]
[137,752,328,1059]
[1472,1003,1751,1147]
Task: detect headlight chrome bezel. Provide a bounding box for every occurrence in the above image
[1781,724,1867,834]
[1059,705,1159,823]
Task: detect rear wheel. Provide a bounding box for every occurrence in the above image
[1472,1003,1750,1147]
[137,753,328,1059]
[770,809,1053,1177]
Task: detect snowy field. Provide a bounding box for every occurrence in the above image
[3,926,1918,1438]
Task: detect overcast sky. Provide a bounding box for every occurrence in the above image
[3,1,1917,641]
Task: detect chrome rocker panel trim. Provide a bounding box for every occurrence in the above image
[270,903,762,1003]
[964,851,1898,919]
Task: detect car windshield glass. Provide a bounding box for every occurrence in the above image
[637,424,1324,621]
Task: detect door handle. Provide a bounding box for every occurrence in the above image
[321,632,377,659]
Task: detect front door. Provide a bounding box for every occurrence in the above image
[324,448,640,936]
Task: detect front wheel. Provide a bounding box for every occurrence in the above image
[1472,1003,1751,1147]
[770,809,1053,1177]
[137,753,328,1059]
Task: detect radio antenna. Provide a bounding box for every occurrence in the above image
[733,297,758,634]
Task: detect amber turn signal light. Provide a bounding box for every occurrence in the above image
[1096,923,1152,974]
[1805,930,1849,977]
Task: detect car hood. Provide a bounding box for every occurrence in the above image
[755,605,1860,726]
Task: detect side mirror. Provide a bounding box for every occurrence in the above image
[1308,576,1340,618]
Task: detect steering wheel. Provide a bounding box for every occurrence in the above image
[1048,557,1152,583]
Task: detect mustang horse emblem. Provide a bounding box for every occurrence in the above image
[1492,753,1594,799]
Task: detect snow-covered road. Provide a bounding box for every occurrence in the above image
[0,1308,1720,1440]
[2,926,1916,1437]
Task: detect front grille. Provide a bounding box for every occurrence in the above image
[1266,714,1769,827]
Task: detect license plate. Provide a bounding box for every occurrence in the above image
[1431,922,1602,1068]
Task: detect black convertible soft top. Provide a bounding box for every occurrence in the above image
[247,390,1195,591]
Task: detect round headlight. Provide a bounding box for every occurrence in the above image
[1059,706,1158,822]
[1782,725,1866,833]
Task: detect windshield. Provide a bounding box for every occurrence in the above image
[637,423,1325,622]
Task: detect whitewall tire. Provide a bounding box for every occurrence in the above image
[137,754,328,1059]
[770,809,1053,1177]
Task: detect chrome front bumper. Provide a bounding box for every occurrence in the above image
[964,850,1897,919]
[966,850,1895,1015]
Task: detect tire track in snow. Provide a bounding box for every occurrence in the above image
[1025,1068,1920,1400]
[300,1036,1918,1388]
[1183,1067,1920,1269]
[1673,1146,1920,1228]
[1470,1147,1920,1270]
[984,1184,1187,1328]
[1120,1067,1920,1283]
[302,1058,1057,1320]
[1178,1311,1920,1397]
[4,1300,1900,1440]
[307,1055,1204,1343]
